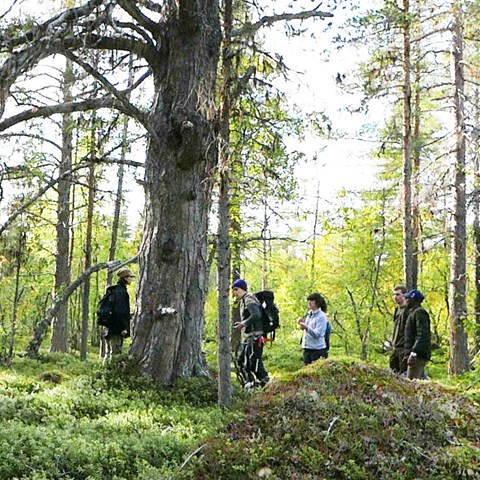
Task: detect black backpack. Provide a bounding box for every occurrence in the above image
[97,285,117,327]
[254,290,280,340]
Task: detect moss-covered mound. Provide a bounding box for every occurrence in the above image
[181,360,480,480]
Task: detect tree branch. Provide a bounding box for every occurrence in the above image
[117,0,161,36]
[0,156,144,236]
[0,95,143,132]
[65,51,148,125]
[232,7,333,38]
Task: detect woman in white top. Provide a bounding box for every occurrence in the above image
[297,292,330,365]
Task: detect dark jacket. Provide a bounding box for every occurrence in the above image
[239,293,264,335]
[404,305,431,361]
[108,281,130,336]
[392,305,412,350]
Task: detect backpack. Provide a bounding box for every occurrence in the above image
[96,285,117,327]
[254,290,280,340]
[325,321,332,351]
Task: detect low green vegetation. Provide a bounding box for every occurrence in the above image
[1,347,478,479]
[179,359,480,480]
[0,354,239,480]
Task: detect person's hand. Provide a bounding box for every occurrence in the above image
[298,321,307,330]
[234,322,244,331]
[407,352,419,367]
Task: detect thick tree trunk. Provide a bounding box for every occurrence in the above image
[129,1,221,383]
[402,0,416,291]
[449,3,470,374]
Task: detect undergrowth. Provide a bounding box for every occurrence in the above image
[178,360,480,480]
[0,354,240,480]
[0,350,478,479]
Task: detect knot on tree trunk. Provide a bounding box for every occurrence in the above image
[171,110,204,170]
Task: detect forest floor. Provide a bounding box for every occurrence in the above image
[0,345,478,480]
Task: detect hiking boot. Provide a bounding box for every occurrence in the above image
[244,381,256,389]
[259,377,271,387]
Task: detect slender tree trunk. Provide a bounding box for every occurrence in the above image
[80,162,95,360]
[449,2,470,374]
[100,59,134,358]
[262,204,268,289]
[50,57,73,352]
[106,55,134,287]
[412,67,421,287]
[216,0,234,408]
[402,0,416,290]
[310,180,321,288]
[129,1,221,383]
[474,88,480,355]
[6,232,25,364]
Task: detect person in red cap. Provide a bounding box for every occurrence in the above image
[402,289,431,379]
[232,279,270,388]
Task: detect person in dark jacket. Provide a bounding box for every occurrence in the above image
[403,289,431,380]
[104,268,134,362]
[233,279,270,388]
[389,285,412,374]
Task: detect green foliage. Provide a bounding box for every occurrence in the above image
[0,354,231,480]
[179,360,480,480]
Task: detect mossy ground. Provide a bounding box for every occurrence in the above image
[179,360,480,480]
[0,348,479,479]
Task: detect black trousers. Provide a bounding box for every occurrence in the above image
[303,348,328,365]
[238,336,269,383]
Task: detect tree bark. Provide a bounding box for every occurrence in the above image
[216,0,234,408]
[50,57,73,353]
[449,2,470,374]
[474,88,480,356]
[402,0,416,290]
[80,162,95,360]
[129,1,221,383]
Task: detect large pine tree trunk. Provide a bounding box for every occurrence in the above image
[50,58,73,352]
[449,3,470,374]
[129,1,221,383]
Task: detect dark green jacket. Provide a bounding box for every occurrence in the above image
[404,306,431,361]
[392,304,412,350]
